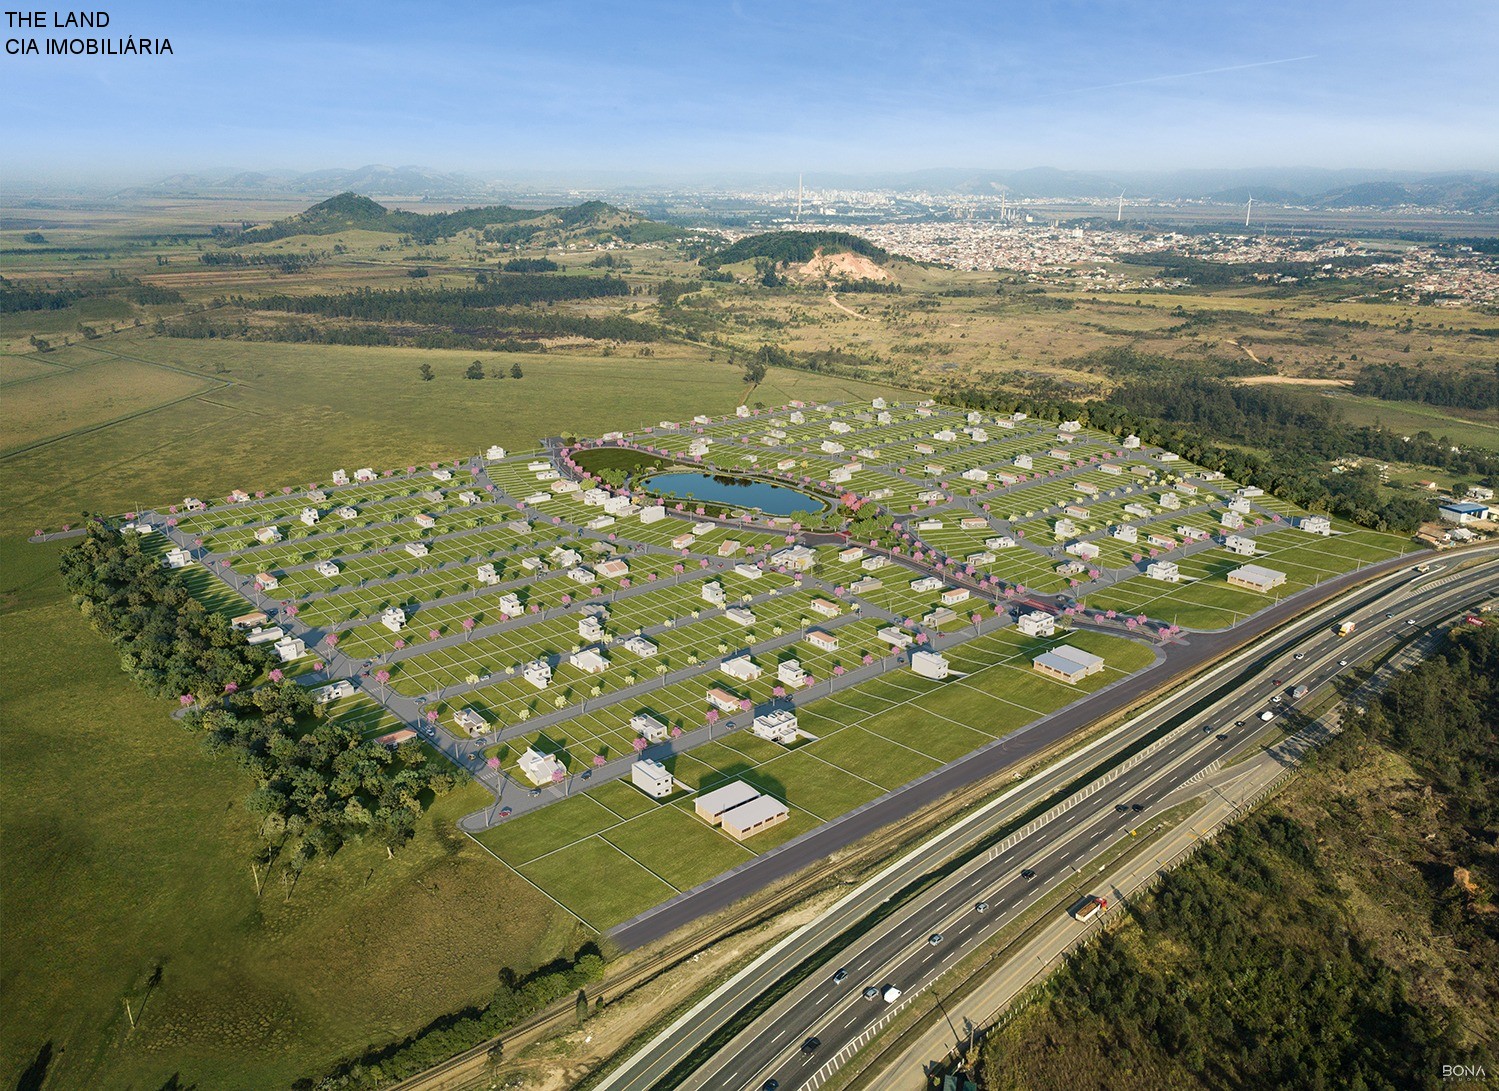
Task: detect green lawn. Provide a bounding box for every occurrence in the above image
[0,539,582,1091]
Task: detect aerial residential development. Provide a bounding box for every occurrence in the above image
[6,5,1498,1091]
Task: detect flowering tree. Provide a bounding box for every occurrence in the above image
[462,617,476,640]
[268,669,284,683]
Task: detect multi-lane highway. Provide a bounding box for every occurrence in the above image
[598,549,1498,1091]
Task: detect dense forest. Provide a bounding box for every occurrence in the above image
[0,275,183,312]
[979,620,1499,1090]
[1352,362,1499,410]
[161,274,661,347]
[701,230,892,269]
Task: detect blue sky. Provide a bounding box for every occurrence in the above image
[3,0,1496,180]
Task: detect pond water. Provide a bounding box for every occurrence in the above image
[641,471,823,517]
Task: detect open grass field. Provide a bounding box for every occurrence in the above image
[1317,390,1499,451]
[1,333,913,533]
[0,538,588,1090]
[472,624,1154,929]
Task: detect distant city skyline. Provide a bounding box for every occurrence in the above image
[4,0,1497,180]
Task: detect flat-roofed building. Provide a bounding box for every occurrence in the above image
[752,709,799,744]
[721,655,761,682]
[632,759,674,799]
[1017,610,1055,638]
[1224,534,1257,556]
[630,713,669,743]
[453,707,491,736]
[777,659,807,687]
[1298,515,1333,535]
[1146,561,1181,583]
[911,650,950,679]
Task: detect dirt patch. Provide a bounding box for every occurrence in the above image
[795,249,892,283]
[1232,375,1353,387]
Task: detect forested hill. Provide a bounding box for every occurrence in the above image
[702,230,892,268]
[225,194,686,247]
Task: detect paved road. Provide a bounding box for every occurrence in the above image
[593,548,1496,1091]
[680,558,1499,1091]
[606,545,1437,952]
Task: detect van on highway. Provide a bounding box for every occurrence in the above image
[1259,710,1275,721]
[883,985,902,1003]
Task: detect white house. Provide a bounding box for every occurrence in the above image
[381,606,407,631]
[316,560,341,578]
[940,587,971,606]
[245,625,285,646]
[839,546,866,564]
[777,659,808,687]
[273,636,307,663]
[1298,515,1333,536]
[804,630,839,653]
[453,707,491,736]
[496,592,522,616]
[570,647,609,674]
[861,555,889,571]
[632,759,675,799]
[1221,510,1245,530]
[404,542,429,558]
[566,566,596,585]
[986,535,1018,549]
[1146,561,1181,583]
[960,516,989,530]
[752,709,799,744]
[877,626,915,648]
[521,659,552,688]
[331,469,349,486]
[476,562,501,585]
[300,507,320,526]
[734,562,764,579]
[622,635,658,657]
[596,559,630,580]
[312,680,356,704]
[706,687,741,714]
[911,650,951,680]
[770,545,816,572]
[336,505,358,519]
[910,576,944,593]
[1053,518,1077,540]
[702,581,727,605]
[721,656,762,682]
[725,606,756,626]
[517,748,565,786]
[578,615,606,641]
[1224,534,1257,556]
[1013,454,1033,470]
[1065,541,1101,561]
[485,445,506,461]
[1017,611,1056,638]
[163,547,193,569]
[254,526,282,545]
[355,468,376,482]
[630,713,670,743]
[1112,524,1138,544]
[254,572,279,592]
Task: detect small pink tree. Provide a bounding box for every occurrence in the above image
[462,617,476,641]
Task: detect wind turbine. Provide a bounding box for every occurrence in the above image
[1116,190,1125,223]
[1245,194,1253,228]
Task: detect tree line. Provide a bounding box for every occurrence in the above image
[59,525,454,863]
[1351,362,1498,411]
[701,230,892,269]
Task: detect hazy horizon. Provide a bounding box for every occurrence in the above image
[4,0,1497,181]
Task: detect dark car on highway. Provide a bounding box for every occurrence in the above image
[802,1037,821,1054]
[1021,868,1037,881]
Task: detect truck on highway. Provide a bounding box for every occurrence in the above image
[1290,684,1310,699]
[1336,620,1356,637]
[1259,709,1275,721]
[1070,895,1108,922]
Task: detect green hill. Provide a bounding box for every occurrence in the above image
[227,194,689,248]
[701,230,892,269]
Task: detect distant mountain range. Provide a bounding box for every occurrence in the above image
[116,164,1499,213]
[220,192,687,247]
